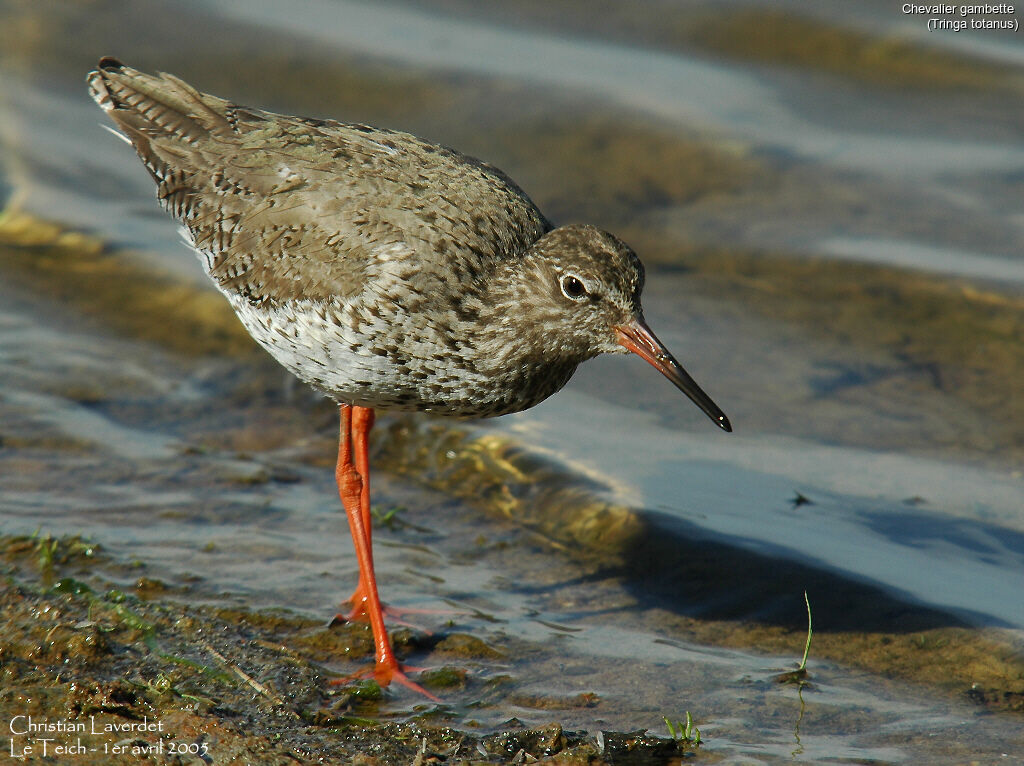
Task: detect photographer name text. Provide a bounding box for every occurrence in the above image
[8,715,209,759]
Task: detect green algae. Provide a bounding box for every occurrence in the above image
[373,415,644,560]
[435,632,506,660]
[420,665,469,690]
[4,533,100,588]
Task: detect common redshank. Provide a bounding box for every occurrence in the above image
[88,58,731,697]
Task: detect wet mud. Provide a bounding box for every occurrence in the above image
[1,535,698,765]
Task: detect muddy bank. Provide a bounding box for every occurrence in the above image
[0,535,698,764]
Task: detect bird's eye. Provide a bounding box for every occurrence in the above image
[560,275,588,301]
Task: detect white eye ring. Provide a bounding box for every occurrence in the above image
[560,274,588,301]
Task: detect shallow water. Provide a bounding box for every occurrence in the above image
[2,0,1023,762]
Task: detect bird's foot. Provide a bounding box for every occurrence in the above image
[332,657,440,702]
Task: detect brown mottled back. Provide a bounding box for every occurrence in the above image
[88,59,550,308]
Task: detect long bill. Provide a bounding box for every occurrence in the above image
[614,316,732,432]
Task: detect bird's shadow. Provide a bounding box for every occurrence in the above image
[602,503,1024,634]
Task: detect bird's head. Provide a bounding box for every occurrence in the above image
[518,223,731,432]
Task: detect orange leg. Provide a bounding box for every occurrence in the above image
[338,406,438,631]
[334,404,437,700]
[345,406,375,619]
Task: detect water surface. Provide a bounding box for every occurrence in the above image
[1,1,1023,762]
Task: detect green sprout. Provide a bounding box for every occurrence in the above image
[663,711,701,745]
[776,590,813,685]
[371,504,403,529]
[798,590,813,673]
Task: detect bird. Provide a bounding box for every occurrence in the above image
[87,57,731,698]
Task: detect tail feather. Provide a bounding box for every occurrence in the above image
[88,58,235,221]
[87,58,233,146]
